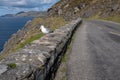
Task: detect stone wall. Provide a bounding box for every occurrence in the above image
[0,18,82,80]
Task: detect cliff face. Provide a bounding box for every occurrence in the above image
[48,0,120,20]
[0,17,67,59]
[0,19,42,59]
[2,0,120,57]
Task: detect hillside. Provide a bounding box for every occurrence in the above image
[16,11,47,17]
[1,0,120,59]
[0,17,67,59]
[1,11,47,17]
[48,0,120,20]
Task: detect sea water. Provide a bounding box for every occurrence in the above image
[0,17,33,52]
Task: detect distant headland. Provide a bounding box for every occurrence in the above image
[1,11,47,17]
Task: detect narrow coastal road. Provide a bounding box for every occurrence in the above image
[67,20,120,80]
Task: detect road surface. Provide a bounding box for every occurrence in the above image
[67,20,120,80]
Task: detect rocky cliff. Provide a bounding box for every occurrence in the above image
[48,0,120,20]
[0,17,67,60]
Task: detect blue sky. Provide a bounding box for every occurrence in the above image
[0,0,59,16]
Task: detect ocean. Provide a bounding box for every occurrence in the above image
[0,17,33,52]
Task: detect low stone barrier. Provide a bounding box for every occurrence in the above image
[0,18,82,80]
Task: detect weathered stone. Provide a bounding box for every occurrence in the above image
[64,4,69,9]
[0,64,8,75]
[74,7,80,14]
[111,4,119,11]
[0,18,82,80]
[58,9,62,16]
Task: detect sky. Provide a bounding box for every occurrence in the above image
[0,0,59,16]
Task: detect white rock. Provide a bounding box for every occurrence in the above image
[0,65,7,75]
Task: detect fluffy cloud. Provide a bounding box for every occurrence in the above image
[0,0,59,9]
[0,0,59,15]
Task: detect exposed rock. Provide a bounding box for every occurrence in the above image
[74,7,80,14]
[48,0,120,20]
[83,8,96,18]
[58,9,62,16]
[64,4,69,9]
[111,4,119,11]
[0,64,8,75]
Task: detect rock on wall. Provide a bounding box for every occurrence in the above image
[0,18,82,80]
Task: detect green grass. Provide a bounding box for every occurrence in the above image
[61,54,67,63]
[88,15,120,24]
[12,33,44,52]
[102,16,120,23]
[10,17,67,52]
[7,63,17,69]
[33,17,68,30]
[0,17,68,61]
[0,33,44,60]
[62,76,66,80]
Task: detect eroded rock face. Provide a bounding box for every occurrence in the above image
[0,18,82,80]
[48,0,120,19]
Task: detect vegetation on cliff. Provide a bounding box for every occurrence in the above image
[1,0,120,60]
[0,17,68,60]
[48,0,120,21]
[102,16,120,23]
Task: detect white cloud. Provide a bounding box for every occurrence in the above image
[41,0,55,3]
[0,0,58,7]
[0,0,59,14]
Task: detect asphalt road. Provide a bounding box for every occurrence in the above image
[67,20,120,80]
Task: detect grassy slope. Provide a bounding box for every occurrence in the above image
[102,16,120,23]
[0,17,68,60]
[89,15,120,23]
